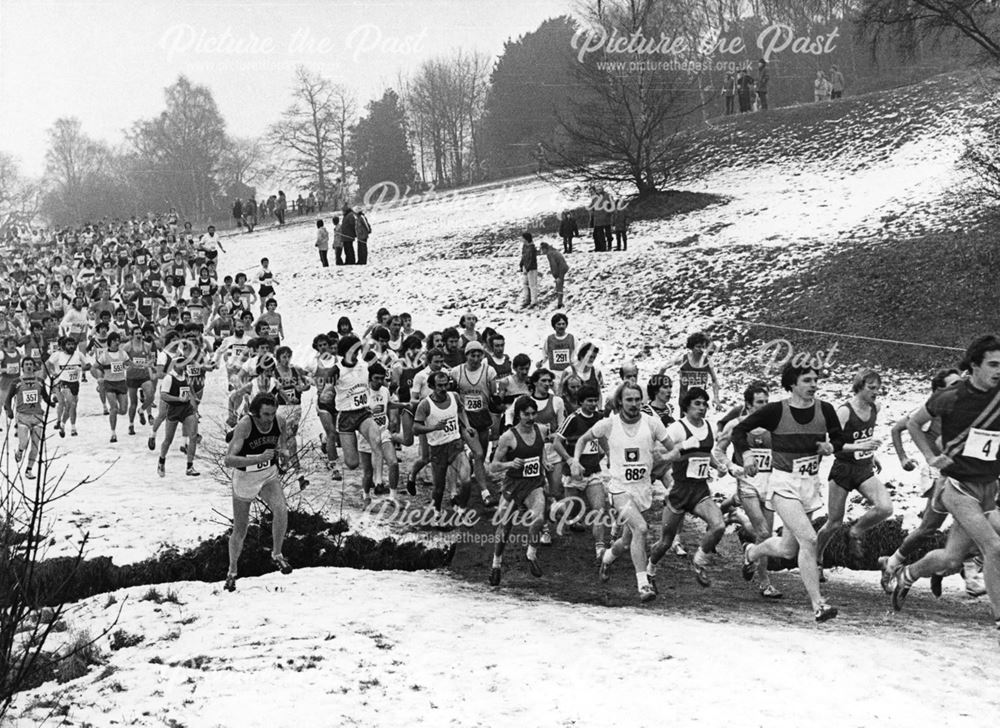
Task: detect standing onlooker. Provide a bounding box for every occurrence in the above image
[539,242,569,309]
[232,198,244,231]
[589,192,612,252]
[611,205,628,251]
[756,59,769,111]
[331,215,344,265]
[519,232,539,309]
[315,219,330,268]
[830,65,845,99]
[355,208,371,265]
[330,178,344,211]
[244,197,257,232]
[340,206,357,265]
[722,72,736,115]
[814,71,832,102]
[737,68,755,113]
[276,191,287,226]
[558,210,579,254]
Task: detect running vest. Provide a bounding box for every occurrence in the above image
[488,354,512,378]
[334,363,369,411]
[672,419,715,485]
[732,423,772,470]
[11,379,45,416]
[98,349,129,382]
[52,351,84,383]
[532,394,558,434]
[397,362,422,403]
[454,365,491,412]
[236,416,282,471]
[678,355,711,403]
[834,400,876,463]
[368,386,389,429]
[273,367,305,405]
[505,424,545,482]
[608,414,655,487]
[124,342,155,380]
[546,333,576,372]
[0,350,20,379]
[770,400,827,475]
[424,392,460,447]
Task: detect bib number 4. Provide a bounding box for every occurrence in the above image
[963,428,1000,461]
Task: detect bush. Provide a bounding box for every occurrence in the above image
[109,630,144,651]
[54,631,105,684]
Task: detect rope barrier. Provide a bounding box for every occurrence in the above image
[727,319,966,352]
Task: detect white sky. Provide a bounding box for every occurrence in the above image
[0,0,570,177]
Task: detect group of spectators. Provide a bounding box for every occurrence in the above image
[314,206,373,267]
[232,178,349,233]
[722,60,846,114]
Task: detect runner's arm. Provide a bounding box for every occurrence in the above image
[906,406,945,466]
[489,431,520,475]
[411,399,437,435]
[712,420,738,472]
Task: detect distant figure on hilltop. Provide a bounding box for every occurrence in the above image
[558,210,579,254]
[722,72,736,115]
[756,59,769,111]
[814,70,832,102]
[830,65,845,99]
[737,68,755,113]
[519,232,539,309]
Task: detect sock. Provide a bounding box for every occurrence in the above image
[646,559,657,577]
[694,547,708,566]
[158,457,165,465]
[602,548,616,565]
[636,572,647,589]
[526,545,537,561]
[887,551,903,570]
[595,542,606,557]
[492,555,502,568]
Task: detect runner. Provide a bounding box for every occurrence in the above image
[882,368,984,596]
[222,392,293,591]
[489,395,547,586]
[46,336,87,436]
[661,332,720,409]
[5,357,53,480]
[331,334,386,501]
[647,387,727,588]
[450,340,498,509]
[155,356,200,477]
[540,313,576,374]
[123,326,157,435]
[712,381,782,598]
[815,369,893,569]
[93,332,132,442]
[734,362,844,622]
[572,382,673,603]
[357,362,400,498]
[891,335,1000,640]
[272,345,310,489]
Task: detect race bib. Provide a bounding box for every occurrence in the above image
[29,348,40,359]
[178,386,190,400]
[441,418,458,435]
[552,349,570,366]
[48,342,59,353]
[522,456,541,477]
[64,368,80,383]
[22,390,39,405]
[748,448,772,472]
[464,393,483,411]
[186,366,200,378]
[962,428,1000,461]
[792,455,819,477]
[110,361,126,374]
[583,439,600,455]
[133,357,147,367]
[352,392,369,409]
[253,459,271,471]
[623,463,648,482]
[136,255,146,265]
[685,456,711,480]
[854,448,874,461]
[142,297,152,307]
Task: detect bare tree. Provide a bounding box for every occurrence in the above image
[547,0,709,198]
[330,85,358,198]
[0,153,40,235]
[268,66,349,203]
[858,0,1000,63]
[42,118,115,225]
[219,136,272,190]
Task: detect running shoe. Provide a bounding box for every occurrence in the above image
[57,424,65,438]
[670,539,687,557]
[647,574,659,595]
[759,584,783,599]
[330,467,342,481]
[110,434,117,443]
[139,411,146,426]
[103,408,109,416]
[930,573,943,598]
[157,461,165,478]
[272,554,293,575]
[599,557,612,583]
[148,435,156,451]
[224,574,236,592]
[877,556,896,594]
[814,603,838,623]
[892,567,913,611]
[966,574,987,598]
[540,526,552,546]
[741,543,756,582]
[373,484,389,496]
[489,567,501,587]
[185,465,200,477]
[405,478,416,496]
[638,583,656,603]
[128,425,135,436]
[14,449,22,463]
[70,428,78,436]
[692,561,711,588]
[180,444,187,454]
[297,475,309,491]
[527,558,543,578]
[25,468,35,480]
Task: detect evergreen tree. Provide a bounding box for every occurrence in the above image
[351,89,417,198]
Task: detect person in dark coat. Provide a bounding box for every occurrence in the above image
[340,207,357,265]
[355,209,371,265]
[558,211,580,254]
[232,198,244,231]
[737,69,755,113]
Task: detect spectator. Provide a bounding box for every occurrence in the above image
[332,215,344,265]
[539,242,569,308]
[315,219,329,267]
[722,72,736,115]
[519,232,539,309]
[611,206,628,251]
[232,198,244,231]
[276,191,287,226]
[330,178,344,211]
[737,68,755,113]
[558,210,580,254]
[296,194,305,215]
[355,208,371,265]
[830,65,845,99]
[588,191,612,252]
[814,70,832,102]
[340,206,357,265]
[307,192,317,214]
[757,59,769,111]
[244,197,257,232]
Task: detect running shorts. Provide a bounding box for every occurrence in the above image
[829,459,876,493]
[502,477,544,510]
[232,464,279,501]
[429,439,465,468]
[736,473,770,504]
[59,381,80,397]
[126,376,151,389]
[103,380,128,396]
[943,477,998,514]
[766,469,823,514]
[166,401,196,423]
[666,480,712,516]
[358,428,392,455]
[337,407,371,433]
[606,479,653,513]
[465,408,491,432]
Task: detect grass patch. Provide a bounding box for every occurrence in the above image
[110,629,145,651]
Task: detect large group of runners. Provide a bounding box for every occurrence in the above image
[2,216,999,641]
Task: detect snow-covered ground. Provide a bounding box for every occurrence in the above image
[6,71,998,725]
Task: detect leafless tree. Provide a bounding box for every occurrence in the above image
[0,153,39,234]
[858,0,1000,63]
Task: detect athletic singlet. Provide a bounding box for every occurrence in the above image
[834,400,877,463]
[731,421,772,470]
[0,350,20,380]
[273,366,305,405]
[671,419,715,485]
[397,363,422,404]
[423,392,460,447]
[334,363,369,411]
[770,400,827,475]
[236,415,282,472]
[927,380,1000,484]
[607,414,655,488]
[453,364,492,412]
[545,333,576,372]
[505,424,545,483]
[678,354,711,404]
[50,351,85,384]
[368,386,388,429]
[10,379,47,416]
[124,342,155,380]
[531,394,561,435]
[488,354,512,378]
[97,349,130,382]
